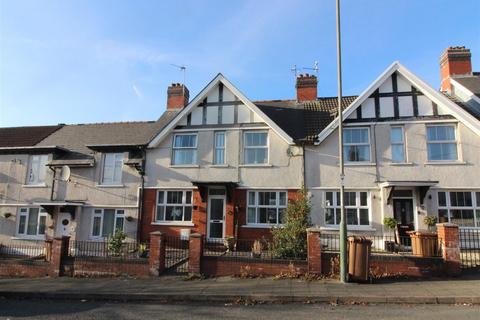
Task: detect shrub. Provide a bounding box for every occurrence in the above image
[108,230,126,256]
[383,217,397,231]
[271,188,312,259]
[423,215,437,231]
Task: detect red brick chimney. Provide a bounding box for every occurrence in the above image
[440,46,472,93]
[296,73,318,102]
[167,83,189,109]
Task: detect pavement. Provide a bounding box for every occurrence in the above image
[1,273,480,305]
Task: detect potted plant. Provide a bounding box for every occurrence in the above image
[138,242,149,258]
[423,215,437,231]
[251,240,262,258]
[383,217,397,252]
[223,236,236,252]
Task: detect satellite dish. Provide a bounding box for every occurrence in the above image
[58,165,71,182]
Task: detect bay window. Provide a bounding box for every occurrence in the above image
[324,191,370,226]
[91,209,125,238]
[438,191,479,227]
[247,191,287,225]
[343,128,371,162]
[156,190,193,222]
[172,134,198,165]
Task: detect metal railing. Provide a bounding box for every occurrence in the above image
[69,240,149,260]
[164,235,189,273]
[459,229,480,269]
[0,240,46,259]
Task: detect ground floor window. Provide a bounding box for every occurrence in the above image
[91,208,125,238]
[247,190,287,225]
[16,207,47,238]
[437,191,480,227]
[155,190,193,222]
[324,191,370,226]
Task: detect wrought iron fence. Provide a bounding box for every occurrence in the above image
[69,240,149,260]
[203,237,307,261]
[164,235,189,273]
[0,240,46,259]
[459,229,480,269]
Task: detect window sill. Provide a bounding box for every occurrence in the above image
[239,164,273,168]
[424,161,467,166]
[242,224,284,229]
[321,226,376,232]
[344,162,376,167]
[11,235,46,241]
[151,222,195,227]
[209,164,230,168]
[96,184,125,188]
[169,165,200,168]
[22,184,47,188]
[389,162,414,166]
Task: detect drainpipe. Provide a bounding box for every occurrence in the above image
[136,147,146,243]
[49,166,56,201]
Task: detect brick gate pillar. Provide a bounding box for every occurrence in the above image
[307,228,322,275]
[149,231,166,276]
[50,236,70,277]
[437,223,461,276]
[188,233,203,275]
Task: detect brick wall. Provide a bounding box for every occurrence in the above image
[0,259,51,278]
[73,258,149,278]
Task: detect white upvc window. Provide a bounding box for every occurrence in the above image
[426,124,458,161]
[438,191,480,228]
[324,191,370,226]
[26,155,48,185]
[91,209,125,238]
[343,128,371,162]
[16,207,47,238]
[101,153,123,185]
[247,191,287,225]
[172,133,198,165]
[243,131,268,164]
[391,126,406,162]
[156,190,193,222]
[213,131,226,165]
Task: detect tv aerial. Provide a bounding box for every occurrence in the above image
[303,61,319,74]
[170,64,187,86]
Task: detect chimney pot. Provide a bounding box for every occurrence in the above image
[167,83,189,109]
[440,46,472,93]
[296,74,318,102]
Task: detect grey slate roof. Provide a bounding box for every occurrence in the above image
[0,125,63,148]
[454,75,480,98]
[444,93,480,121]
[36,110,179,158]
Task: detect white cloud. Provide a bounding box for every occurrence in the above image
[132,84,143,100]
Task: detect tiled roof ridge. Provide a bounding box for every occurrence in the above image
[254,95,358,104]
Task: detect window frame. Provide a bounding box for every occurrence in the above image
[246,190,287,226]
[390,126,406,163]
[26,154,48,185]
[16,207,48,239]
[90,208,125,239]
[324,191,371,227]
[243,130,269,165]
[437,191,479,228]
[343,127,372,163]
[101,153,124,185]
[213,131,226,165]
[171,133,198,166]
[155,190,193,223]
[426,124,458,161]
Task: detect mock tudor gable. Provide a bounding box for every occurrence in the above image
[148,73,295,147]
[316,62,480,144]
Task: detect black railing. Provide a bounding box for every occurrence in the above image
[203,237,307,261]
[164,235,189,273]
[0,240,46,259]
[459,229,480,269]
[69,240,149,260]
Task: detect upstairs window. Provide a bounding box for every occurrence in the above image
[102,153,123,185]
[247,191,287,225]
[156,190,193,222]
[91,209,124,238]
[324,191,370,226]
[17,208,47,238]
[213,132,225,165]
[172,134,198,165]
[391,126,406,162]
[426,125,458,161]
[243,131,268,164]
[343,128,371,162]
[26,155,48,185]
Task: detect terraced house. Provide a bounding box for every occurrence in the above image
[0,46,479,246]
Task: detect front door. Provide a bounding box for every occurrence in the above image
[56,212,72,237]
[208,196,225,240]
[393,199,414,244]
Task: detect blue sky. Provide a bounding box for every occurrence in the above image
[1,0,479,127]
